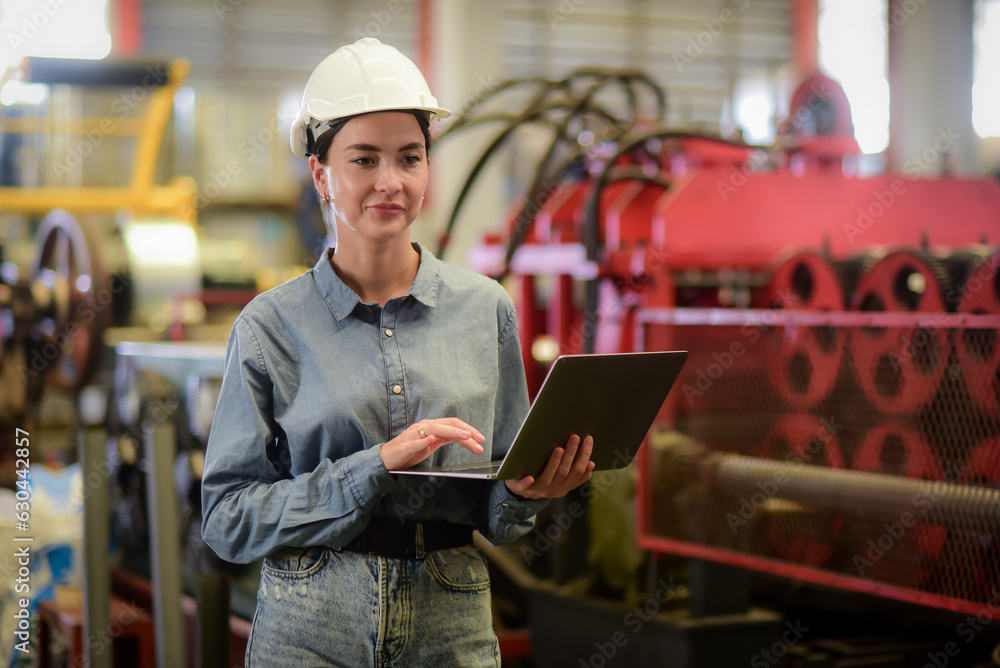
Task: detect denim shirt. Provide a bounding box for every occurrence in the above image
[201,243,549,564]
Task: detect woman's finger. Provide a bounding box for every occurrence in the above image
[555,434,582,478]
[434,418,486,443]
[571,436,594,475]
[413,421,484,454]
[535,447,566,489]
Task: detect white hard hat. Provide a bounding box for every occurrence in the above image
[290,37,452,158]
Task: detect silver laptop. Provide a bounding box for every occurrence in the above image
[390,351,688,480]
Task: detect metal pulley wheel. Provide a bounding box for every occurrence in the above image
[852,421,943,478]
[760,412,845,567]
[28,209,111,390]
[956,438,1000,601]
[760,251,846,408]
[851,420,947,585]
[849,250,951,415]
[954,250,1000,415]
[760,412,846,468]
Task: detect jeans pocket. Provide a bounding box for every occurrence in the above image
[425,545,491,592]
[262,545,329,579]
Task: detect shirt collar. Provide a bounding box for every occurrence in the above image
[313,242,440,321]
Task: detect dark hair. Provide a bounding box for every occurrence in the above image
[309,110,432,163]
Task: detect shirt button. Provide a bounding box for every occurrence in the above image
[385,329,393,337]
[392,384,402,394]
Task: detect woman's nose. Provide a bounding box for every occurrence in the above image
[375,163,402,194]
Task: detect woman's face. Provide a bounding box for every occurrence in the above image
[310,112,428,246]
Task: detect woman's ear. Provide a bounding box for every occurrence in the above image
[309,155,328,199]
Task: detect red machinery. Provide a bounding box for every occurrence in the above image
[441,71,1000,620]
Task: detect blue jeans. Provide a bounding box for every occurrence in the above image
[245,545,501,667]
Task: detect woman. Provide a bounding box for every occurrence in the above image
[201,38,594,667]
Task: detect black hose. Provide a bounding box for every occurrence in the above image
[435,68,668,259]
[435,75,554,141]
[436,100,620,257]
[494,69,668,273]
[433,105,565,257]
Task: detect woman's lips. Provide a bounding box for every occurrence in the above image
[369,203,404,215]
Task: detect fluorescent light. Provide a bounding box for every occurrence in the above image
[734,74,776,145]
[818,0,890,154]
[124,222,201,268]
[0,0,112,80]
[973,0,1000,138]
[0,79,48,106]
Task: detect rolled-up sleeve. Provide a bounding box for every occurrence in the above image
[201,316,398,564]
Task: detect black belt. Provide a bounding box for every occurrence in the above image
[341,519,474,559]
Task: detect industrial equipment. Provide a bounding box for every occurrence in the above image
[441,69,1000,665]
[0,56,240,668]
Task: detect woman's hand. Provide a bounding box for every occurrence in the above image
[505,434,595,500]
[379,418,486,471]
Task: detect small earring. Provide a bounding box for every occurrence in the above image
[321,194,331,203]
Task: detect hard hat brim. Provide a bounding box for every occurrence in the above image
[289,105,452,159]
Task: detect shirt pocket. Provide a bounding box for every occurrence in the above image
[425,545,491,592]
[262,545,329,579]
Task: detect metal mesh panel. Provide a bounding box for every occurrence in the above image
[636,308,1000,615]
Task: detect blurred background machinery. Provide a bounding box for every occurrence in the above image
[442,57,1000,668]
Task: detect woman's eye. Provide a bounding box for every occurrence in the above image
[352,157,375,166]
[403,155,422,166]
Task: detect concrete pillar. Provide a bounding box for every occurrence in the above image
[421,0,507,269]
[887,0,977,175]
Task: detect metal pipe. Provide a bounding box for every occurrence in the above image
[79,403,111,668]
[706,452,1000,527]
[143,400,184,668]
[196,573,231,668]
